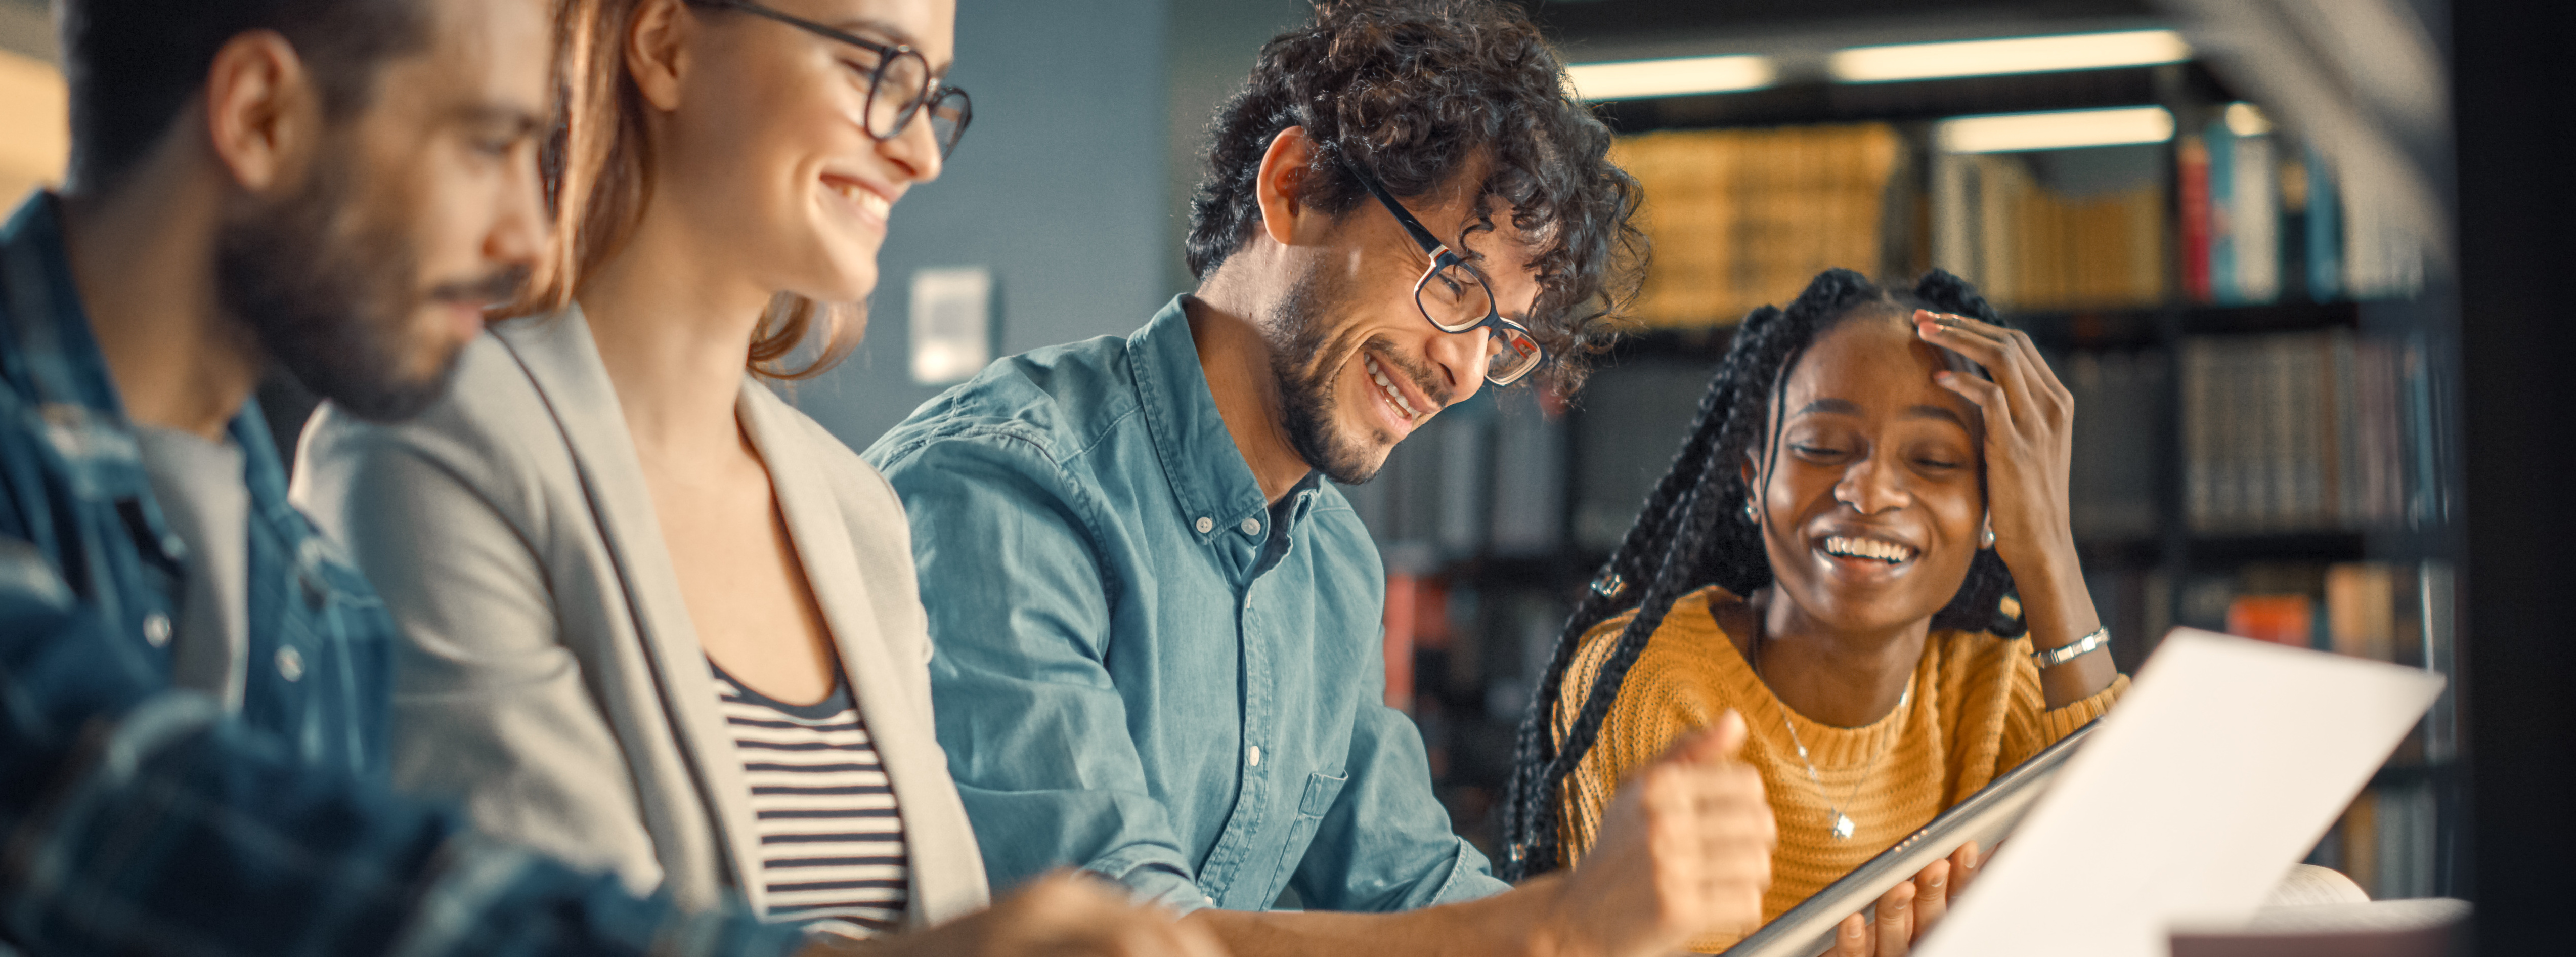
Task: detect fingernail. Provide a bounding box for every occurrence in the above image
[1935,371,1954,382]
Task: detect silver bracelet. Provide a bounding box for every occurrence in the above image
[2032,627,2110,669]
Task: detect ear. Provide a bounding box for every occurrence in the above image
[1739,449,1761,498]
[627,0,694,112]
[202,31,319,194]
[1253,125,1328,247]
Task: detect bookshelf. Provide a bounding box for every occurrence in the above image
[1345,11,2462,901]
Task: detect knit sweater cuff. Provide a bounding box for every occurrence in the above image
[2036,673,2129,740]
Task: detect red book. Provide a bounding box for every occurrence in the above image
[1382,574,1418,712]
[2226,594,2316,647]
[2177,134,2214,303]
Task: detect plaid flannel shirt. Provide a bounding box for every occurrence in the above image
[0,191,803,957]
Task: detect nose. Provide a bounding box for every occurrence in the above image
[1422,325,1489,401]
[1833,447,1910,515]
[487,145,546,270]
[881,107,945,184]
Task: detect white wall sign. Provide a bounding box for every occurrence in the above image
[909,266,994,384]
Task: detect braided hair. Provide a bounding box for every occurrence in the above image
[1497,268,2022,881]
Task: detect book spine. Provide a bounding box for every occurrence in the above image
[2266,335,2298,528]
[2328,330,2360,527]
[2184,338,2216,530]
[2402,337,2440,528]
[1932,151,1975,280]
[2177,134,2214,302]
[2306,147,2343,300]
[2069,352,2105,533]
[2234,134,2281,303]
[2205,122,2239,303]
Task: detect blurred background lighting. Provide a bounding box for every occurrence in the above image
[2226,101,2274,137]
[1936,105,2177,153]
[1565,54,1776,102]
[1830,30,2191,83]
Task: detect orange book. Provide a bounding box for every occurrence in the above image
[2226,594,2316,647]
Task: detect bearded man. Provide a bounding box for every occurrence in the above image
[0,2,1198,955]
[866,3,1781,955]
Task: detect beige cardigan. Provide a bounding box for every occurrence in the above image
[292,307,988,926]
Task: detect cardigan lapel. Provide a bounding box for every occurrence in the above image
[489,309,772,914]
[738,386,983,926]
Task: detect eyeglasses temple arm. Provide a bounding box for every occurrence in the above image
[1342,157,1452,256]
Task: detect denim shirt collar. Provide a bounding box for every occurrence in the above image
[1125,295,1298,541]
[3,191,289,567]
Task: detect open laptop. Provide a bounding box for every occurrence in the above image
[1719,628,2443,957]
[1913,628,2446,957]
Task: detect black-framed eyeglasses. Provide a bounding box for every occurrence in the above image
[1342,158,1545,386]
[687,0,972,158]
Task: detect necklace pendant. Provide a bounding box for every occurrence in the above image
[1830,813,1856,841]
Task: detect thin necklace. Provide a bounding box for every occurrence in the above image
[1752,624,1908,841]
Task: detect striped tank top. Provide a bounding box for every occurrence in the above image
[711,660,910,937]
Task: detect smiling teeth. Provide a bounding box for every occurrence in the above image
[1366,356,1418,417]
[1822,536,1916,563]
[831,181,890,219]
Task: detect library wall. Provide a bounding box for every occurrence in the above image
[790,0,1177,450]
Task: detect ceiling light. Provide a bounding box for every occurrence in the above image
[1829,30,2190,83]
[1565,55,1777,102]
[2224,102,2272,137]
[1936,106,2176,153]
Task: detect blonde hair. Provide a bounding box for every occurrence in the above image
[515,0,864,380]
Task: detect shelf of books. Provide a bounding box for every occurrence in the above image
[1347,61,2459,894]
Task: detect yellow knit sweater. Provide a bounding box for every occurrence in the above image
[1551,585,2126,953]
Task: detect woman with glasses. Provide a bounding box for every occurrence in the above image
[293,2,1213,954]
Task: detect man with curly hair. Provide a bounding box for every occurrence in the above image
[867,2,1780,953]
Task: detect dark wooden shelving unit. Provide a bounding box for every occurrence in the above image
[1355,5,2462,896]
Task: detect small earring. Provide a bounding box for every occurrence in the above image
[1980,513,1996,549]
[1744,499,1759,524]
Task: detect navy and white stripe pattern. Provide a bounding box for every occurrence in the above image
[712,661,909,937]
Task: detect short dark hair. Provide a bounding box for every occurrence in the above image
[57,0,430,194]
[1183,0,1646,390]
[1496,269,2024,881]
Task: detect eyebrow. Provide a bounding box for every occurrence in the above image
[835,18,954,77]
[455,104,547,139]
[1792,398,1972,429]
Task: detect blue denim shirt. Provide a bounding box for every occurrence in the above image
[0,191,799,957]
[867,297,1511,915]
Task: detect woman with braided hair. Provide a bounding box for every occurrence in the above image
[1501,268,2125,955]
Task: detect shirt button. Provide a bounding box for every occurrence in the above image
[1248,745,1262,767]
[1194,516,1215,534]
[160,535,187,558]
[276,646,305,682]
[1240,517,1261,536]
[142,613,172,647]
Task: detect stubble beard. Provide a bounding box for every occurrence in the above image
[213,139,501,424]
[1265,266,1396,486]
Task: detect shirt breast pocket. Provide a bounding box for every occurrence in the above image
[1262,769,1349,906]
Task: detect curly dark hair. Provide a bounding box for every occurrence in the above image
[1495,268,2028,881]
[1183,0,1646,391]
